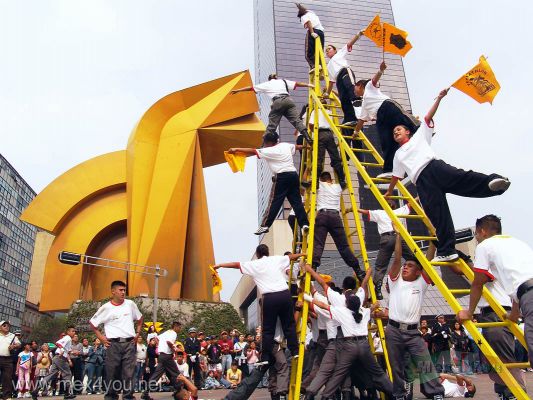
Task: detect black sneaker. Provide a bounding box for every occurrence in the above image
[63,395,77,400]
[301,130,314,146]
[340,180,347,190]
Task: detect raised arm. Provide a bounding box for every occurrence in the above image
[231,86,254,94]
[372,61,387,86]
[388,227,403,279]
[178,374,198,398]
[360,268,372,300]
[227,148,257,156]
[347,30,365,50]
[288,253,306,261]
[295,82,314,89]
[304,264,329,292]
[214,262,241,270]
[425,88,449,122]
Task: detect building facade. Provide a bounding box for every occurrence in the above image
[0,154,37,330]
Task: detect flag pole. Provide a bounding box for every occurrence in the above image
[382,25,386,63]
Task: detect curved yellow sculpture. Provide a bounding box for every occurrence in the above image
[21,71,264,311]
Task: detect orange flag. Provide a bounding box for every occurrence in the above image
[363,14,383,48]
[224,151,247,173]
[451,56,500,104]
[382,22,412,57]
[209,265,222,294]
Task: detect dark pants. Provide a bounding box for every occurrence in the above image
[104,341,136,400]
[376,99,420,172]
[312,210,360,273]
[519,289,533,367]
[85,362,104,393]
[305,340,337,395]
[268,343,289,395]
[261,290,298,364]
[385,325,444,399]
[266,96,307,136]
[336,68,358,124]
[374,232,413,284]
[262,172,309,228]
[301,331,328,391]
[70,357,83,394]
[187,358,203,388]
[305,29,325,68]
[144,353,181,394]
[432,347,452,373]
[317,129,345,184]
[32,356,72,397]
[321,338,392,398]
[224,367,267,400]
[417,159,506,256]
[0,356,13,400]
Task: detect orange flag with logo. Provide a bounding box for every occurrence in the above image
[451,56,500,104]
[382,22,412,57]
[363,14,383,48]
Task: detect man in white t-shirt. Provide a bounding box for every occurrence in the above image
[90,280,143,400]
[358,200,413,299]
[231,74,313,144]
[379,230,445,400]
[323,30,365,131]
[437,374,476,398]
[354,61,420,177]
[32,327,77,400]
[457,215,533,366]
[312,171,366,283]
[0,320,20,400]
[142,322,183,399]
[385,90,511,262]
[296,4,325,69]
[228,132,309,235]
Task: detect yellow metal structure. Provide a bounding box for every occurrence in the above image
[289,39,528,400]
[21,71,265,311]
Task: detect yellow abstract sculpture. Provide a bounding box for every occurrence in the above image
[21,71,264,311]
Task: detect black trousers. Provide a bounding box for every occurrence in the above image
[144,353,182,394]
[0,356,13,399]
[312,210,360,272]
[262,172,309,228]
[317,129,345,183]
[261,290,298,364]
[187,358,203,388]
[71,357,84,394]
[374,232,414,284]
[417,159,506,256]
[376,99,420,172]
[336,68,358,124]
[305,29,325,68]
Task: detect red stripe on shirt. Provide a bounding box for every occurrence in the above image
[422,273,431,285]
[472,267,495,282]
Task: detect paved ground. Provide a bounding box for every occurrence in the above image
[44,372,532,399]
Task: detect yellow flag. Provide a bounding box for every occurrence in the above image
[209,265,222,294]
[143,321,164,332]
[224,151,246,173]
[452,56,500,104]
[382,22,412,57]
[319,274,332,283]
[363,14,383,48]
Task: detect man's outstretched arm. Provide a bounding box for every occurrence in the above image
[425,88,449,123]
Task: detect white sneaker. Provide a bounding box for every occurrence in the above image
[377,172,393,179]
[254,226,269,235]
[488,177,511,192]
[302,225,310,233]
[17,394,23,398]
[24,394,31,398]
[255,361,269,367]
[432,254,459,262]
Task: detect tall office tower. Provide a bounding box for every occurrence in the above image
[0,154,37,329]
[253,0,424,280]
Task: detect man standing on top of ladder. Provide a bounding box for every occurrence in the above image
[384,89,511,262]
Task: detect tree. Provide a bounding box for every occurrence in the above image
[28,314,67,344]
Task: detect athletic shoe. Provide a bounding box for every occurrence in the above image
[432,254,459,262]
[255,360,269,367]
[376,172,393,179]
[302,225,310,233]
[433,396,444,400]
[488,177,511,192]
[405,381,414,400]
[254,226,269,235]
[301,130,313,146]
[301,181,311,188]
[63,395,76,400]
[343,121,357,126]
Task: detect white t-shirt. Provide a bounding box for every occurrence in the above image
[90,299,142,339]
[312,292,340,340]
[442,379,467,397]
[388,273,430,325]
[327,45,351,82]
[55,335,72,359]
[177,361,190,377]
[317,182,342,211]
[359,81,390,121]
[478,278,512,308]
[309,110,331,129]
[256,142,297,174]
[392,119,437,184]
[367,204,410,235]
[0,333,20,357]
[300,11,324,31]
[327,287,368,337]
[253,79,297,100]
[136,343,147,361]
[473,235,533,302]
[157,329,177,355]
[284,262,300,284]
[240,255,291,294]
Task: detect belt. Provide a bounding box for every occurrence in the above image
[318,329,327,334]
[109,337,134,343]
[381,231,396,236]
[318,208,339,213]
[517,279,533,301]
[0,355,11,359]
[388,319,418,331]
[480,305,511,314]
[339,335,367,341]
[272,94,289,101]
[318,127,331,131]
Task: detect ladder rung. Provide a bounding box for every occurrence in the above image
[361,162,382,168]
[348,229,358,237]
[449,289,471,295]
[336,125,356,129]
[343,135,362,140]
[371,178,391,183]
[386,195,411,200]
[504,362,530,369]
[475,321,509,328]
[351,148,373,153]
[396,214,424,219]
[410,235,437,241]
[431,261,460,266]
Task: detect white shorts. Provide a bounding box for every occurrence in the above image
[208,363,222,372]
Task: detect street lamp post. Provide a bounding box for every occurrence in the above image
[58,251,168,325]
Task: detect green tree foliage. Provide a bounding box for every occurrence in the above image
[28,314,67,344]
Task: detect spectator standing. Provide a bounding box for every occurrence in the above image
[144,338,158,384]
[245,342,260,375]
[85,338,105,395]
[29,341,39,389]
[176,352,189,378]
[1,321,21,400]
[206,336,222,378]
[69,334,83,394]
[431,315,452,373]
[35,343,53,387]
[233,334,247,372]
[16,342,32,398]
[218,331,234,375]
[80,338,91,391]
[184,328,202,389]
[146,325,158,344]
[451,323,471,373]
[135,336,147,392]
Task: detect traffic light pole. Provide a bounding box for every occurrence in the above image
[59,251,168,325]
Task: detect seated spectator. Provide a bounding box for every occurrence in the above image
[226,361,242,388]
[202,370,223,390]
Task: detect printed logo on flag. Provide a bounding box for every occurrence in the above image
[464,70,497,97]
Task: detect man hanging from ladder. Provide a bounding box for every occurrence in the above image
[231,74,313,145]
[353,61,420,178]
[358,199,414,300]
[374,228,445,400]
[312,171,367,283]
[457,215,533,394]
[228,132,309,235]
[384,89,511,262]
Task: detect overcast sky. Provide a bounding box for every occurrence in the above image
[2,1,532,302]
